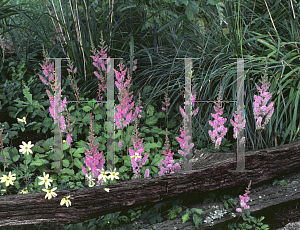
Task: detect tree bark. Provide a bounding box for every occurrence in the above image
[1,140,300,227]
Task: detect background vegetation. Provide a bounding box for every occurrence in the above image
[0,0,300,229]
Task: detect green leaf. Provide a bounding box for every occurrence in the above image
[279,180,287,186]
[74,147,86,155]
[31,159,49,166]
[95,114,102,120]
[32,145,45,153]
[145,116,158,125]
[182,209,190,223]
[68,105,75,111]
[74,158,83,169]
[147,104,155,115]
[207,0,222,5]
[12,155,20,162]
[82,113,91,123]
[185,1,199,21]
[82,106,92,112]
[192,213,202,228]
[22,84,32,104]
[176,0,188,6]
[62,159,70,167]
[191,208,203,215]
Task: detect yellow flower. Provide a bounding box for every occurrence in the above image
[107,168,120,181]
[60,195,71,207]
[97,169,110,182]
[19,141,34,155]
[63,140,66,143]
[38,172,53,189]
[85,174,95,187]
[19,188,29,194]
[104,188,110,192]
[0,171,16,187]
[42,187,57,200]
[130,153,142,161]
[17,117,26,124]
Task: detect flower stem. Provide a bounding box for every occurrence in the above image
[256,130,262,150]
[126,126,130,156]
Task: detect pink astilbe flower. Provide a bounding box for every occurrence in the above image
[90,31,111,107]
[161,92,170,115]
[129,116,149,179]
[82,113,106,186]
[175,122,194,157]
[236,180,252,213]
[177,84,199,157]
[158,128,181,176]
[66,59,80,101]
[114,60,140,130]
[230,105,246,146]
[38,48,76,168]
[60,109,75,146]
[253,61,274,131]
[208,86,228,150]
[38,50,67,130]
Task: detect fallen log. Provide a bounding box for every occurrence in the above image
[1,140,300,227]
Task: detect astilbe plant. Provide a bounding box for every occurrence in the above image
[129,109,149,179]
[253,58,274,149]
[66,59,79,101]
[158,88,199,174]
[82,113,106,187]
[230,105,246,147]
[113,59,140,157]
[90,31,110,107]
[39,47,76,166]
[208,86,228,151]
[38,46,67,128]
[158,128,181,176]
[177,85,199,160]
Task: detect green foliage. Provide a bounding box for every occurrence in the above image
[0,0,299,229]
[227,211,270,230]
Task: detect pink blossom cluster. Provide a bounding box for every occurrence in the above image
[82,113,106,186]
[208,99,228,150]
[158,128,181,176]
[114,60,140,130]
[129,118,149,179]
[39,57,73,146]
[236,180,252,212]
[253,76,274,130]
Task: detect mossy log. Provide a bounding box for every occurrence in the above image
[1,141,300,228]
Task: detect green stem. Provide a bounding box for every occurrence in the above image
[120,126,124,163]
[256,130,261,150]
[69,145,74,170]
[126,125,130,156]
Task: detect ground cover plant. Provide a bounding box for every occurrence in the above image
[1,0,300,229]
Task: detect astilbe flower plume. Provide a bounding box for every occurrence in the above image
[38,47,67,129]
[114,59,140,151]
[114,60,140,130]
[230,105,246,146]
[158,128,181,176]
[253,58,274,131]
[208,86,228,151]
[39,47,77,170]
[90,32,110,107]
[82,113,106,186]
[177,84,199,159]
[129,116,149,179]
